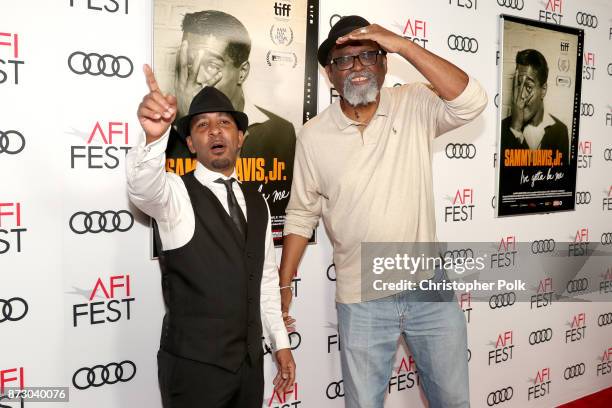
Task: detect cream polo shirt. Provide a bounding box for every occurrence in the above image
[284,77,488,304]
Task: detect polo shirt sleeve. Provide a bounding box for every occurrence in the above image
[419,76,488,137]
[283,135,322,239]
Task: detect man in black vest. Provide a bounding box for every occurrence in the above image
[127,65,295,408]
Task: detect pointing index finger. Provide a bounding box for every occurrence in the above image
[144,64,160,93]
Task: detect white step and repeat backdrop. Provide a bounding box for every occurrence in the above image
[1,0,611,407]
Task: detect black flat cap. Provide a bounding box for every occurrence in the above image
[317,15,371,66]
[176,86,248,139]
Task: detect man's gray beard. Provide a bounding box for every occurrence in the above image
[342,72,379,106]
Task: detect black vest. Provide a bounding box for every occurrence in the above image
[155,172,268,372]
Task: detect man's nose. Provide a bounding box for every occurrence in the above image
[351,56,366,71]
[208,122,222,136]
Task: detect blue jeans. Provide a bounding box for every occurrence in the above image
[337,269,469,408]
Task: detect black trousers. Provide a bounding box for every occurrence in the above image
[157,350,264,408]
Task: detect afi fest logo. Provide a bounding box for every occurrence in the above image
[488,330,514,366]
[583,51,596,81]
[72,275,134,327]
[388,354,420,394]
[568,228,589,256]
[402,18,428,49]
[491,235,517,268]
[596,347,612,377]
[444,188,474,222]
[539,0,563,24]
[449,0,478,11]
[0,366,25,401]
[69,0,129,14]
[0,32,24,85]
[577,141,592,169]
[70,121,131,169]
[530,277,553,309]
[266,382,300,407]
[565,312,586,343]
[527,368,551,401]
[0,202,26,255]
[459,292,472,323]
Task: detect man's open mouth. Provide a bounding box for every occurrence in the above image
[210,141,226,154]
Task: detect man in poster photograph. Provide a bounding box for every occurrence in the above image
[497,17,582,216]
[501,49,569,163]
[154,3,308,240]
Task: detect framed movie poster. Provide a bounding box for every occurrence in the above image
[152,0,318,246]
[496,15,583,216]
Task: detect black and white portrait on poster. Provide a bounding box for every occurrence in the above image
[496,15,583,217]
[152,0,318,247]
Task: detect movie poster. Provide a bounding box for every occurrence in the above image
[496,15,583,216]
[153,0,318,246]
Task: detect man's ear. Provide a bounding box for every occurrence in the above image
[186,135,196,154]
[237,130,245,149]
[541,82,547,99]
[238,61,250,85]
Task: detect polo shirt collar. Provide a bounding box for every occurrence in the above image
[330,88,390,130]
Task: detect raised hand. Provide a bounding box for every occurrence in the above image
[337,24,405,54]
[510,71,532,132]
[175,39,223,118]
[137,64,177,144]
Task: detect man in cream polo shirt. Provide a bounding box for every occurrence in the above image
[278,16,487,408]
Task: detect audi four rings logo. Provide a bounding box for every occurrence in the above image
[567,278,589,293]
[529,328,553,345]
[72,361,136,390]
[0,130,25,155]
[69,210,134,234]
[598,313,612,327]
[445,143,476,159]
[496,0,524,10]
[68,51,134,78]
[531,239,555,254]
[0,297,28,323]
[489,292,516,309]
[487,387,513,406]
[447,35,479,53]
[575,12,598,28]
[326,380,344,399]
[575,192,591,205]
[601,232,612,245]
[564,363,586,380]
[443,248,474,261]
[581,103,595,117]
[604,149,612,161]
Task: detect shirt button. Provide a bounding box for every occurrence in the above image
[246,251,253,258]
[248,297,253,304]
[249,274,254,280]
